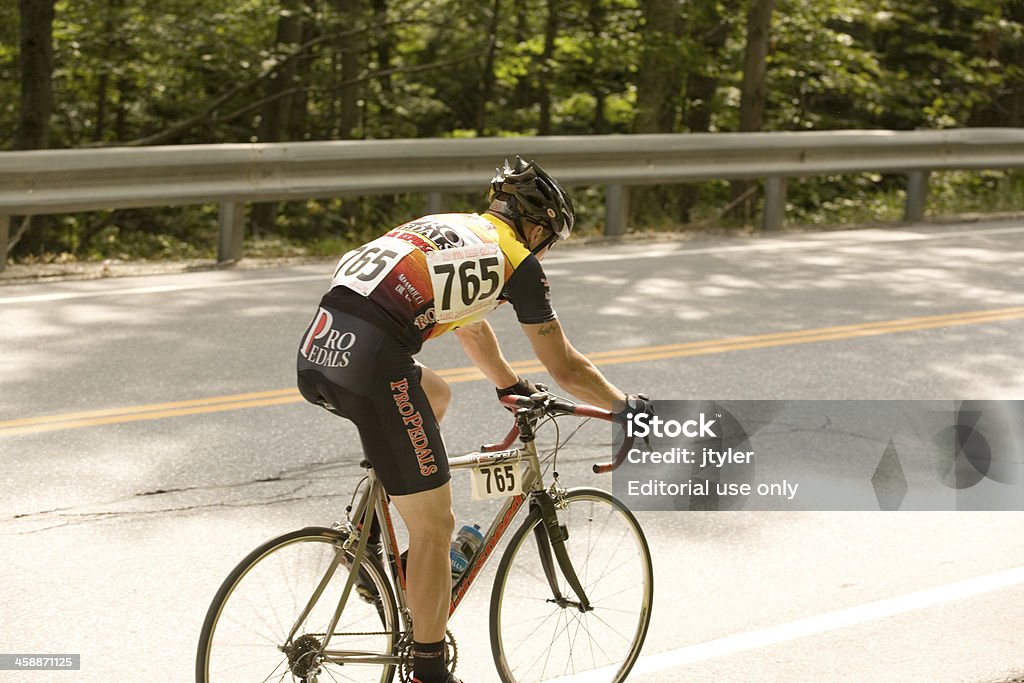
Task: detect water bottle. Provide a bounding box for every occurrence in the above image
[450,524,484,578]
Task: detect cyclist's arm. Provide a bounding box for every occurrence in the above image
[521,319,626,411]
[454,320,519,389]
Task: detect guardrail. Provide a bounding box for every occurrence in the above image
[2,128,1024,273]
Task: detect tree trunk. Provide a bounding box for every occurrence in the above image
[372,0,392,94]
[15,0,55,258]
[512,1,531,109]
[633,0,683,134]
[94,12,113,142]
[95,0,129,143]
[477,0,502,136]
[588,0,607,133]
[537,0,559,135]
[730,0,776,218]
[288,1,318,140]
[260,0,303,143]
[114,71,131,141]
[253,0,304,234]
[737,0,775,133]
[16,0,55,150]
[632,0,683,228]
[679,0,736,222]
[336,0,364,140]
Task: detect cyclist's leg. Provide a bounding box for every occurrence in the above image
[368,363,455,683]
[390,483,455,642]
[297,308,457,681]
[417,362,452,422]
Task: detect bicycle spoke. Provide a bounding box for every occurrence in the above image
[585,551,641,598]
[584,608,599,672]
[220,604,281,647]
[514,605,565,682]
[259,657,290,683]
[322,663,344,683]
[580,527,632,595]
[564,607,586,677]
[584,609,634,645]
[538,608,566,681]
[591,604,643,617]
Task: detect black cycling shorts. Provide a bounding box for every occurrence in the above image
[296,305,450,496]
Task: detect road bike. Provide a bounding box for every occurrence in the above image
[196,389,653,683]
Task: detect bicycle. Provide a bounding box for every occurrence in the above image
[197,389,653,683]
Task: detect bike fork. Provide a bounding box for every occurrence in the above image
[529,493,592,612]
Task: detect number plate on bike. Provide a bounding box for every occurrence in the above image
[470,457,523,500]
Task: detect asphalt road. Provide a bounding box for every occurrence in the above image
[2,219,1023,682]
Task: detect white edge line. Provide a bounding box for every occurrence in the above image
[1,224,1022,305]
[544,224,1024,266]
[542,564,1024,683]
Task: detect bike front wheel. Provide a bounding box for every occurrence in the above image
[197,526,400,683]
[490,488,653,683]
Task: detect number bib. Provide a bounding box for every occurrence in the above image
[470,459,524,501]
[330,236,415,296]
[426,244,506,322]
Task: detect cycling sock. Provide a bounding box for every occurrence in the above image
[412,639,446,683]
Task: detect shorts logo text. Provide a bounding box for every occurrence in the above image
[390,378,439,477]
[301,308,357,368]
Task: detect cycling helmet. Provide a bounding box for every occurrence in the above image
[488,157,575,249]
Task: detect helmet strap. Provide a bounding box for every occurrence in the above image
[494,196,530,243]
[530,233,556,255]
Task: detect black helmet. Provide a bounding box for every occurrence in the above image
[488,157,575,244]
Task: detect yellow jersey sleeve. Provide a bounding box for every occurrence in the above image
[481,213,531,270]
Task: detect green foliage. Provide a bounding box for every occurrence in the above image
[4,0,1024,262]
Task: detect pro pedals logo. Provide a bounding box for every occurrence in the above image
[301,308,356,368]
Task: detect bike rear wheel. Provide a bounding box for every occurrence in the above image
[489,488,653,683]
[197,526,400,683]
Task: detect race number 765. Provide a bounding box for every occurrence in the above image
[432,256,501,309]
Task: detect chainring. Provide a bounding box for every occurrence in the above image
[398,629,458,683]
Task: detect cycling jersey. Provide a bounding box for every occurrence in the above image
[296,212,555,496]
[324,213,555,351]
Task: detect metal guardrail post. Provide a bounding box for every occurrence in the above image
[604,185,629,236]
[0,215,8,273]
[904,170,929,222]
[217,202,246,263]
[763,176,787,231]
[426,192,444,215]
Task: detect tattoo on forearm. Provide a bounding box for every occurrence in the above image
[537,322,560,336]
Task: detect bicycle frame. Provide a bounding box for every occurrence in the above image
[288,393,635,667]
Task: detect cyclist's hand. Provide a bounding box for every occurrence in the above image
[613,393,655,446]
[496,377,542,402]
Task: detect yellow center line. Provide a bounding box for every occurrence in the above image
[2,305,1022,437]
[0,388,299,428]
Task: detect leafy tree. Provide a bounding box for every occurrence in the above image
[5,0,1024,262]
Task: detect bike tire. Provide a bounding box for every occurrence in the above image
[489,488,653,683]
[197,526,400,683]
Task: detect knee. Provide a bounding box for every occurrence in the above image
[407,505,456,543]
[429,380,452,422]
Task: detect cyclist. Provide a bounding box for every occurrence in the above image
[296,156,650,683]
